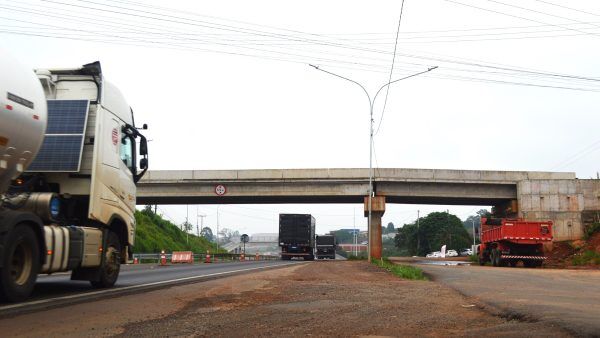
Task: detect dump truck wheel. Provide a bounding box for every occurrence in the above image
[0,225,40,302]
[478,255,486,266]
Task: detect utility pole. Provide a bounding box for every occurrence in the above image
[310,64,437,261]
[472,219,476,246]
[416,210,420,255]
[198,214,206,237]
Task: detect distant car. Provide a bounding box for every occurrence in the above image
[446,249,458,257]
[426,251,441,258]
[460,248,473,256]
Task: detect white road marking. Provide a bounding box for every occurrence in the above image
[0,262,301,312]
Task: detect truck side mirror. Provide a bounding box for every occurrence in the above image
[139,158,148,170]
[139,137,148,156]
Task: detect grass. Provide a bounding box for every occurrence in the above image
[468,254,479,263]
[347,254,368,260]
[571,250,600,266]
[371,257,427,280]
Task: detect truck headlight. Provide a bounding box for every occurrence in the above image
[49,197,60,219]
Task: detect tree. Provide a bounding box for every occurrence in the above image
[181,221,193,233]
[462,209,491,242]
[385,222,395,234]
[331,229,355,244]
[395,211,473,256]
[200,227,214,242]
[219,228,241,243]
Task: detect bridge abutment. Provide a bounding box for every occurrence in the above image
[517,179,600,241]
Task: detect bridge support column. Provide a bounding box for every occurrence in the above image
[364,196,386,260]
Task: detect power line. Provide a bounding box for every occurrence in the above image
[3,1,600,92]
[532,0,600,18]
[441,0,600,39]
[375,0,406,136]
[34,0,600,83]
[483,0,600,31]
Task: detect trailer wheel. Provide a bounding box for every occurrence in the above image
[90,232,120,288]
[0,224,40,302]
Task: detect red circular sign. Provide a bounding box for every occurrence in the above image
[215,184,226,196]
[112,128,119,145]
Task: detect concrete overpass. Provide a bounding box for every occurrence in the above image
[137,168,600,258]
[137,168,573,205]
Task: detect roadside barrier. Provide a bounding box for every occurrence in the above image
[131,252,280,264]
[171,251,194,264]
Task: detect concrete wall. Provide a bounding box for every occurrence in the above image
[518,179,600,241]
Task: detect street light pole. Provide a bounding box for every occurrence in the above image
[216,205,220,252]
[309,64,437,261]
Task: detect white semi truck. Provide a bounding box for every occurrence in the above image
[0,53,148,302]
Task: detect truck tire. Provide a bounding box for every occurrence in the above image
[0,224,40,302]
[478,254,486,266]
[90,232,120,288]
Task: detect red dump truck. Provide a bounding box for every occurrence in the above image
[477,218,553,267]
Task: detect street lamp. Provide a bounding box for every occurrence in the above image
[309,64,437,260]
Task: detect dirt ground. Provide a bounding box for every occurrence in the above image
[546,232,600,269]
[116,261,569,337]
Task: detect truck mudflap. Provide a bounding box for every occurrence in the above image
[501,255,546,260]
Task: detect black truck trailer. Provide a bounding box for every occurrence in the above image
[279,214,315,260]
[316,235,336,259]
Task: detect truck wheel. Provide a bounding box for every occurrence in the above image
[490,250,497,267]
[0,225,40,302]
[90,232,120,288]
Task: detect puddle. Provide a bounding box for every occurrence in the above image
[415,260,472,266]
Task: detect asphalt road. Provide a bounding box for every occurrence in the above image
[0,260,302,316]
[413,263,600,337]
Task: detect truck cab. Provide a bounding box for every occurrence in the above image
[0,59,148,302]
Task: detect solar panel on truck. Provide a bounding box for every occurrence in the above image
[28,100,90,172]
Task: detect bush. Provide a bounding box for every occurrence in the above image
[584,222,600,240]
[372,258,427,280]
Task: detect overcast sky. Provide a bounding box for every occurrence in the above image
[3,0,599,237]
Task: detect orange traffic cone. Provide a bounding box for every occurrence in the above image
[160,250,167,266]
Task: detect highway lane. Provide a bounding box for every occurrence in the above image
[0,260,303,316]
[411,263,600,337]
